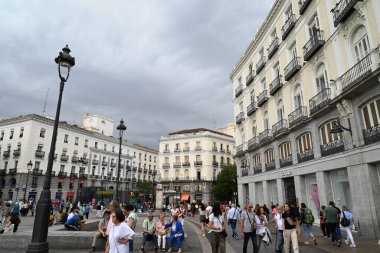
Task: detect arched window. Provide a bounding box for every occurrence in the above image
[320,120,343,145]
[293,84,304,109]
[184,169,189,179]
[265,149,275,164]
[362,97,380,129]
[297,132,313,153]
[164,170,169,180]
[352,25,370,62]
[277,100,285,121]
[279,142,292,160]
[315,63,328,93]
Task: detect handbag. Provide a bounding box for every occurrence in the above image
[220,217,228,238]
[341,211,350,227]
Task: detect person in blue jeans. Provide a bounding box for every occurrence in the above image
[165,214,184,253]
[274,206,284,253]
[228,204,239,239]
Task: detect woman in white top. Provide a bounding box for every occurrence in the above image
[107,209,135,253]
[208,202,226,253]
[255,206,269,252]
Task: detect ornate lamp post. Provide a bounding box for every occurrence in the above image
[77,157,84,204]
[23,160,33,201]
[27,45,75,253]
[115,119,126,202]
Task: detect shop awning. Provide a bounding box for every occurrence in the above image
[181,194,190,201]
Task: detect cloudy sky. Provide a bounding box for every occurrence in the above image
[0,0,274,149]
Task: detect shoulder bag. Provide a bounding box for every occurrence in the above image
[228,208,237,225]
[246,211,256,231]
[341,211,350,227]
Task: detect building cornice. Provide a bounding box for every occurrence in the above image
[89,147,133,159]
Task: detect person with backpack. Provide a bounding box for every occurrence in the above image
[325,201,341,247]
[340,205,356,248]
[300,203,316,245]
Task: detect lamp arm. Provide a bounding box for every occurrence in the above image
[337,118,352,135]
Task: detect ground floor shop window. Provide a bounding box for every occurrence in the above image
[305,174,320,220]
[330,168,353,212]
[267,180,278,205]
[255,182,264,204]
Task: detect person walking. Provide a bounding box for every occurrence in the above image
[319,206,327,238]
[300,203,316,245]
[227,203,239,239]
[274,205,284,253]
[106,209,135,253]
[282,203,299,253]
[208,202,226,253]
[340,205,356,248]
[325,201,341,247]
[254,206,269,251]
[240,203,258,253]
[199,203,206,236]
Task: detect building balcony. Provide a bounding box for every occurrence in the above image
[182,162,190,167]
[265,161,275,171]
[246,71,255,86]
[70,173,78,178]
[183,147,190,152]
[253,164,262,174]
[111,162,116,168]
[247,101,258,117]
[269,75,283,95]
[143,168,148,173]
[9,168,17,175]
[341,48,377,92]
[299,0,313,15]
[92,160,99,165]
[174,148,181,153]
[58,171,67,178]
[236,144,245,157]
[267,37,279,59]
[13,149,21,157]
[60,155,69,162]
[226,150,231,154]
[148,168,152,173]
[363,125,380,145]
[212,161,219,167]
[173,163,182,168]
[257,90,269,107]
[282,14,296,40]
[83,158,89,165]
[297,149,314,163]
[163,149,171,154]
[194,161,203,166]
[284,57,301,81]
[309,88,331,115]
[212,146,218,152]
[241,169,249,177]
[320,139,345,156]
[194,146,202,151]
[163,163,170,168]
[133,167,137,172]
[248,137,260,152]
[32,169,43,176]
[126,165,131,171]
[220,148,225,153]
[332,0,362,27]
[272,119,288,136]
[235,84,243,98]
[35,150,45,158]
[259,129,272,144]
[71,156,79,163]
[3,150,10,158]
[280,156,293,168]
[288,106,308,128]
[256,56,266,74]
[102,161,108,166]
[303,30,325,61]
[79,173,87,179]
[0,169,6,176]
[236,112,245,125]
[138,167,142,173]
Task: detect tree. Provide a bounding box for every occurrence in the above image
[213,164,238,203]
[136,181,154,194]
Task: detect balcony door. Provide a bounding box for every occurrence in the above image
[308,13,320,37]
[353,26,370,62]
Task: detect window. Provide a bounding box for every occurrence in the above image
[220,156,224,165]
[154,157,156,162]
[279,142,292,159]
[10,129,14,139]
[112,146,115,152]
[95,142,98,148]
[227,157,230,165]
[149,155,152,162]
[285,5,293,18]
[248,63,253,74]
[37,144,43,151]
[265,149,274,164]
[250,91,256,104]
[220,144,223,150]
[175,156,180,163]
[14,160,18,168]
[175,143,180,151]
[253,153,261,165]
[259,48,264,58]
[261,77,267,91]
[290,43,297,58]
[17,143,21,151]
[315,64,328,92]
[19,127,24,138]
[273,62,280,77]
[184,155,189,162]
[64,134,69,143]
[0,131,3,141]
[4,161,8,170]
[213,155,216,162]
[35,161,40,169]
[144,154,147,161]
[84,139,88,147]
[75,137,79,145]
[104,144,107,151]
[308,13,320,38]
[297,132,313,153]
[320,120,343,145]
[165,157,169,163]
[293,84,303,109]
[71,166,76,174]
[227,145,230,152]
[196,155,201,162]
[277,100,285,121]
[271,29,277,41]
[252,120,257,137]
[352,25,370,62]
[239,101,244,112]
[264,111,269,130]
[362,98,380,129]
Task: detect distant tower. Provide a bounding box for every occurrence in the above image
[82,113,114,136]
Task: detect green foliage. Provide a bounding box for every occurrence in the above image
[136,181,154,193]
[213,164,238,202]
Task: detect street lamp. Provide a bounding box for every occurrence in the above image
[77,157,84,204]
[23,160,33,201]
[27,45,75,253]
[115,119,127,202]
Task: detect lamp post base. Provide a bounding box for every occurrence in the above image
[26,242,49,253]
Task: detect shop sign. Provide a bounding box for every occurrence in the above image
[195,194,203,200]
[281,169,293,177]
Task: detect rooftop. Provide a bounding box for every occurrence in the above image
[168,128,233,138]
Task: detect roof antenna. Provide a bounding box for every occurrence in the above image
[42,88,49,116]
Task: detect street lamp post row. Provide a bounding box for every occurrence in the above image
[27,45,75,253]
[115,119,127,203]
[23,160,33,201]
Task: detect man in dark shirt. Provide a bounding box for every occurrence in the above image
[282,203,299,253]
[325,201,341,246]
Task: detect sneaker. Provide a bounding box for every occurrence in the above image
[304,241,310,245]
[168,248,172,252]
[345,239,349,245]
[323,236,328,239]
[89,246,96,252]
[350,244,357,248]
[335,240,342,247]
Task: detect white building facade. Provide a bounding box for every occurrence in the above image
[231,0,380,239]
[0,114,158,204]
[158,128,234,204]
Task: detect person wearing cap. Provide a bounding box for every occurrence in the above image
[140,212,158,253]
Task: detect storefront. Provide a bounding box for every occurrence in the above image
[330,168,353,212]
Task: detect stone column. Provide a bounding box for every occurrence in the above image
[237,183,244,206]
[276,178,285,205]
[316,171,332,207]
[294,175,307,207]
[249,182,255,204]
[262,180,269,205]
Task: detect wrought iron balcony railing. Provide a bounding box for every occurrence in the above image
[265,161,276,171]
[282,14,296,40]
[309,88,331,115]
[60,155,69,162]
[284,57,301,81]
[241,169,249,177]
[13,149,21,157]
[235,84,243,98]
[303,30,325,61]
[236,112,245,125]
[71,156,78,163]
[332,0,362,27]
[194,146,203,151]
[9,168,17,175]
[183,147,190,152]
[111,162,116,168]
[257,90,269,107]
[320,139,345,156]
[299,0,312,15]
[182,162,190,167]
[280,156,293,168]
[267,37,279,59]
[212,147,218,152]
[256,56,266,74]
[174,148,181,153]
[35,150,45,158]
[297,149,314,163]
[58,171,67,177]
[3,150,10,158]
[253,164,262,174]
[246,71,255,86]
[259,129,272,144]
[269,75,283,95]
[247,102,257,116]
[194,161,203,166]
[173,162,182,168]
[212,161,219,167]
[102,161,108,166]
[272,119,288,136]
[363,125,380,145]
[248,137,260,151]
[92,160,99,165]
[236,144,244,157]
[288,106,308,128]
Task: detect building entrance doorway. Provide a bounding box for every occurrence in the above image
[283,177,296,206]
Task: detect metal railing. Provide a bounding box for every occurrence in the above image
[267,37,279,59]
[13,149,21,157]
[235,83,243,98]
[280,156,293,168]
[247,101,257,116]
[248,137,259,151]
[272,119,288,136]
[236,144,244,156]
[265,161,276,171]
[253,164,262,174]
[309,88,331,115]
[269,75,283,95]
[246,71,255,86]
[259,129,272,143]
[288,106,308,128]
[332,0,362,27]
[35,150,45,158]
[297,149,314,163]
[236,112,245,124]
[363,124,380,145]
[257,90,269,107]
[256,56,266,74]
[299,0,312,15]
[282,14,296,40]
[303,30,325,61]
[60,155,69,162]
[284,57,301,81]
[320,139,345,156]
